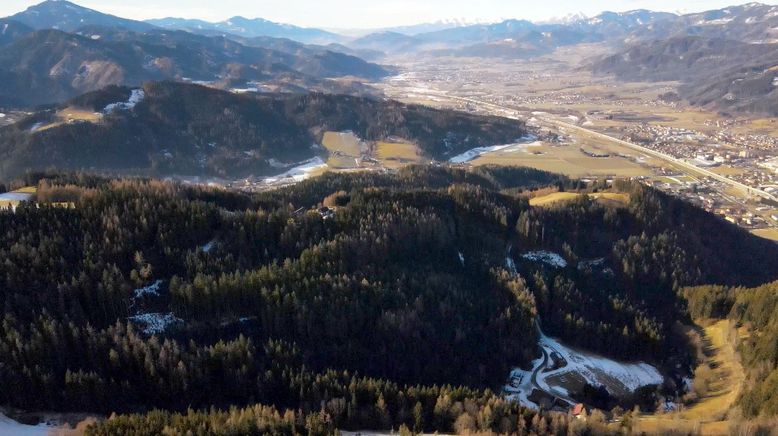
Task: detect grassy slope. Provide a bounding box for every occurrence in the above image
[635,319,745,435]
[528,191,630,206]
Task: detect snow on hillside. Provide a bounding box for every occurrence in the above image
[104,89,145,113]
[504,241,661,408]
[0,412,53,435]
[449,144,515,163]
[202,239,217,253]
[128,312,182,335]
[522,251,567,268]
[537,331,663,395]
[505,329,663,409]
[448,135,537,164]
[506,254,518,274]
[262,157,327,183]
[133,280,163,299]
[505,244,519,275]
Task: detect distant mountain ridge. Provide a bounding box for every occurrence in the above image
[588,3,778,116]
[346,9,681,57]
[627,2,778,44]
[0,1,392,108]
[147,16,343,45]
[3,0,777,116]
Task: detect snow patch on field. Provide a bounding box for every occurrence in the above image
[449,144,515,163]
[505,329,663,409]
[0,192,33,202]
[262,157,327,183]
[129,312,182,335]
[522,251,567,268]
[0,413,53,435]
[448,135,537,163]
[104,89,145,113]
[538,332,663,395]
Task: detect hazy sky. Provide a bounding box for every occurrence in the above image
[1,0,775,28]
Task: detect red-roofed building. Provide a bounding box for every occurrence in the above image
[571,403,586,418]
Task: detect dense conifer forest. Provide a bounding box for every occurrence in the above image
[1,165,777,433]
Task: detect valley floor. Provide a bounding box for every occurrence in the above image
[375,53,778,244]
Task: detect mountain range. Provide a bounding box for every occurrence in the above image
[588,4,778,116]
[0,0,776,115]
[347,10,680,57]
[146,16,343,45]
[0,1,391,107]
[341,2,778,69]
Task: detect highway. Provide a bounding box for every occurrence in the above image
[429,92,778,203]
[542,118,778,203]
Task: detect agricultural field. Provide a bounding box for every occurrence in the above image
[709,166,746,176]
[322,131,364,169]
[470,142,650,177]
[13,186,38,194]
[752,228,778,242]
[29,107,104,133]
[56,107,103,123]
[375,140,424,168]
[321,132,425,171]
[529,191,630,207]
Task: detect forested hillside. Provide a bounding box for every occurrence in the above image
[590,36,778,116]
[0,82,526,179]
[0,22,387,107]
[1,166,777,433]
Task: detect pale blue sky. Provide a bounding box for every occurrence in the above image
[1,0,775,28]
